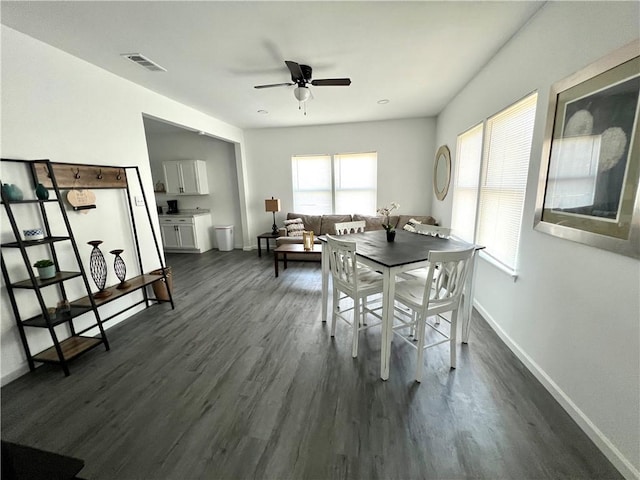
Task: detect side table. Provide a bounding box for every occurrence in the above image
[257,232,279,257]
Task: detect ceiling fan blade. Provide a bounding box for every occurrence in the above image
[285,60,304,82]
[254,82,294,89]
[311,78,352,86]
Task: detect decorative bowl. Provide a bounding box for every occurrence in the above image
[23,228,44,241]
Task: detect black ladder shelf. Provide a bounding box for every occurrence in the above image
[1,159,110,376]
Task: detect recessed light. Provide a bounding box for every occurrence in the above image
[257,110,269,115]
[377,99,390,105]
[197,131,206,136]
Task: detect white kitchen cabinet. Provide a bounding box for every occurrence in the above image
[163,160,209,195]
[159,213,212,253]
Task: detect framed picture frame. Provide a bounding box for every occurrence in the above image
[534,40,640,259]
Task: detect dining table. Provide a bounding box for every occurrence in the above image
[319,229,482,380]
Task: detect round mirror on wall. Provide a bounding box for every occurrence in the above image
[433,145,451,201]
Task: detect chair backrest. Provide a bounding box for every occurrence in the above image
[334,220,366,235]
[414,223,451,238]
[325,235,359,292]
[419,247,475,314]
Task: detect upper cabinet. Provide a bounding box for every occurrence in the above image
[163,160,209,195]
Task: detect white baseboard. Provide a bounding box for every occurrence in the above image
[474,300,639,480]
[1,364,31,387]
[1,303,147,387]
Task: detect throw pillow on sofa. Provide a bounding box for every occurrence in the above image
[403,218,423,233]
[284,218,304,237]
[286,213,322,234]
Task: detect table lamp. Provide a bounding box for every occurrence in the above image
[265,197,281,235]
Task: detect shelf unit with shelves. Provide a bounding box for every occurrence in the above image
[1,158,174,377]
[1,159,110,376]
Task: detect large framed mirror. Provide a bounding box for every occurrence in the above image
[433,145,451,201]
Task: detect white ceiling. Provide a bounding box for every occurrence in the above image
[1,1,545,130]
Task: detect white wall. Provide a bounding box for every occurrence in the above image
[144,126,243,249]
[243,118,437,244]
[434,3,639,478]
[0,26,248,384]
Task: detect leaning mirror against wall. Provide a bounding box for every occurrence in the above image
[433,145,451,201]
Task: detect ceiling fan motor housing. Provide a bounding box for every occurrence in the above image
[293,64,313,85]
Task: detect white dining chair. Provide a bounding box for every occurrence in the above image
[326,235,384,358]
[399,224,452,284]
[334,220,366,235]
[413,223,451,238]
[392,246,475,382]
[334,220,377,314]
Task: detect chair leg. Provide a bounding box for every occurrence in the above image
[352,296,360,358]
[415,312,427,382]
[450,309,458,369]
[410,310,417,338]
[331,286,339,337]
[361,297,368,326]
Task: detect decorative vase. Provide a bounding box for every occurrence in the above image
[386,230,396,242]
[2,183,23,202]
[37,265,56,280]
[110,249,130,289]
[88,240,111,298]
[35,183,49,200]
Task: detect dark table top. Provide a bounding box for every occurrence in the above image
[320,230,477,268]
[1,440,85,480]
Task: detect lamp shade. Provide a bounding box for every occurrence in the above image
[265,198,281,213]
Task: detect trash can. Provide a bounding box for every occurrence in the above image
[215,225,234,251]
[150,267,173,301]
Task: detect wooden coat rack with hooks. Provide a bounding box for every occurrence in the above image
[31,162,128,189]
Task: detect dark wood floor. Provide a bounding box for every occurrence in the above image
[1,250,621,480]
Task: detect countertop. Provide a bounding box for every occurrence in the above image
[158,209,211,218]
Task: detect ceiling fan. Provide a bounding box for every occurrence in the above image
[254,60,351,113]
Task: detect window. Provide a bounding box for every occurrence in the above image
[292,154,332,214]
[451,93,537,273]
[451,124,483,243]
[292,152,377,214]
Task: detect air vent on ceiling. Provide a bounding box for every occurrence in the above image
[121,53,166,72]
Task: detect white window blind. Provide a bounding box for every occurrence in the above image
[292,152,377,214]
[477,93,537,271]
[451,124,483,243]
[292,155,332,214]
[334,152,377,214]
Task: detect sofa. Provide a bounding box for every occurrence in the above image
[276,212,437,260]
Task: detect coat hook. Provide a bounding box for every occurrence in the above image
[116,168,123,181]
[96,169,103,180]
[72,167,80,179]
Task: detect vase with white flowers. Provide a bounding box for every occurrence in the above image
[377,202,400,242]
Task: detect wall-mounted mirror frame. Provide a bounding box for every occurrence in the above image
[433,145,451,201]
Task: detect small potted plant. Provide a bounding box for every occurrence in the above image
[377,202,400,242]
[33,259,56,279]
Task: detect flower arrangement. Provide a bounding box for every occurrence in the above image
[377,202,400,231]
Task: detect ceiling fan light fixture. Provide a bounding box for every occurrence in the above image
[294,86,311,103]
